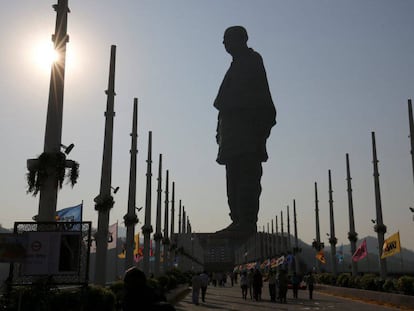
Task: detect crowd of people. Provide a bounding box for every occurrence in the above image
[190,268,316,305]
[121,267,315,309]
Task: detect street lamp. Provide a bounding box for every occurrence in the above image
[60,143,74,155]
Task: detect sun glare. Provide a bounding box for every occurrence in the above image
[33,41,59,72]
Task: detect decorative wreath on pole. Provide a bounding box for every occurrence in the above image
[26,151,79,196]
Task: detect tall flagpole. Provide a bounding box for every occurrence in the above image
[142,132,153,276]
[27,0,78,222]
[346,153,358,276]
[163,170,170,272]
[408,99,414,188]
[154,154,163,276]
[124,98,139,270]
[371,132,387,278]
[94,45,117,286]
[328,170,338,276]
[313,182,323,272]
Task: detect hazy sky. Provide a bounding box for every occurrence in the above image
[1,1,414,252]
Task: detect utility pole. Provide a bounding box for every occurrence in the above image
[124,98,139,270]
[94,45,117,286]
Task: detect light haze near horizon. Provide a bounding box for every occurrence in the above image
[1,1,414,253]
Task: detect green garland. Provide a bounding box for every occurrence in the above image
[26,152,79,196]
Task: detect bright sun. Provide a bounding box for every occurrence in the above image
[33,41,60,72]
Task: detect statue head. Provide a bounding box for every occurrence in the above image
[223,26,248,56]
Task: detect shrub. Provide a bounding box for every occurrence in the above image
[316,273,334,285]
[147,277,160,290]
[167,275,177,290]
[396,276,414,295]
[157,275,170,291]
[82,286,116,311]
[359,274,377,291]
[336,273,351,287]
[382,279,396,293]
[109,281,125,309]
[349,275,361,289]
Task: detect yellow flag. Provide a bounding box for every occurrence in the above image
[133,234,140,256]
[118,245,126,259]
[316,250,326,264]
[381,232,401,259]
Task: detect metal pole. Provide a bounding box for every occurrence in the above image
[293,199,301,274]
[280,210,285,254]
[371,132,387,278]
[314,182,322,272]
[154,154,163,276]
[37,0,70,221]
[287,205,291,252]
[94,45,117,285]
[178,200,182,234]
[346,153,358,276]
[328,170,338,276]
[408,99,414,188]
[163,170,170,272]
[275,215,279,255]
[124,98,139,270]
[170,181,175,266]
[142,131,153,276]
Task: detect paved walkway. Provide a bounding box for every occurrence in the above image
[174,282,401,311]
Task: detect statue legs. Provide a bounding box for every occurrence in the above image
[220,154,262,234]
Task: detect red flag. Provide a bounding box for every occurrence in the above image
[352,239,368,262]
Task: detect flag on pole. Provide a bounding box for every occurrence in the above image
[381,232,401,259]
[275,255,285,267]
[56,203,82,222]
[108,222,118,249]
[316,250,326,264]
[118,242,126,259]
[352,239,368,262]
[336,244,344,263]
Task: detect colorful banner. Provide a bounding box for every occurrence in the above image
[381,232,401,259]
[107,222,117,249]
[352,239,367,262]
[56,203,82,222]
[316,250,326,264]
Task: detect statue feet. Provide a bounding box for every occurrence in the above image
[215,222,256,239]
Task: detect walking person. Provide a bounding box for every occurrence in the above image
[291,272,300,299]
[305,271,315,300]
[122,267,175,311]
[200,271,209,303]
[240,271,248,300]
[247,268,254,299]
[278,269,288,303]
[252,269,263,301]
[191,273,202,305]
[268,270,277,302]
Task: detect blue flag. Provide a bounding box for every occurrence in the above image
[56,203,82,222]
